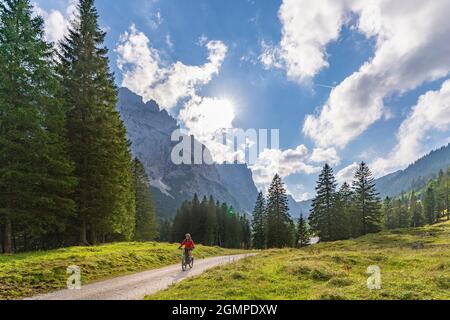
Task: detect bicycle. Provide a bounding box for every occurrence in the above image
[181,248,194,271]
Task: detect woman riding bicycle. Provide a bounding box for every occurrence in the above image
[179,233,195,259]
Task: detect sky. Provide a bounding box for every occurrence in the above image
[34,0,450,201]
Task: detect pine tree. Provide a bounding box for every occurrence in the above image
[424,186,436,224]
[217,202,228,247]
[241,214,251,249]
[266,174,293,248]
[334,182,352,239]
[382,197,397,229]
[309,164,337,241]
[132,158,158,241]
[351,162,381,236]
[0,0,75,252]
[446,169,449,221]
[296,214,310,248]
[171,201,191,242]
[158,219,172,242]
[204,196,218,246]
[251,192,266,249]
[397,195,410,228]
[58,0,135,244]
[409,192,424,228]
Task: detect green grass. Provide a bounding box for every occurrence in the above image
[149,221,450,300]
[0,242,245,300]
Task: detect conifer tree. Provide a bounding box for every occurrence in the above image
[382,197,397,229]
[424,186,436,224]
[0,0,75,252]
[251,192,266,249]
[241,214,251,249]
[309,164,337,241]
[351,162,381,236]
[334,182,352,239]
[204,196,218,246]
[266,174,293,248]
[446,169,449,220]
[58,0,135,244]
[397,195,410,228]
[158,219,172,242]
[409,192,424,228]
[296,214,310,248]
[132,158,158,241]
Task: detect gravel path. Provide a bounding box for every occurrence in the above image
[28,254,255,300]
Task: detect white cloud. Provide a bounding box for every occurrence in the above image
[265,1,450,149]
[33,0,76,43]
[116,25,227,110]
[310,147,341,165]
[301,0,450,148]
[259,41,282,70]
[372,79,450,177]
[274,0,348,82]
[165,34,174,50]
[287,184,313,202]
[251,145,320,189]
[336,162,359,184]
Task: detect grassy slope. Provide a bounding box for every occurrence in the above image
[150,221,450,300]
[0,242,245,300]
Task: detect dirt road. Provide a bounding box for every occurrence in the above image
[29,254,255,300]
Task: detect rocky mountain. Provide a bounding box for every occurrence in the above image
[376,144,450,198]
[117,88,259,218]
[215,164,259,214]
[288,198,312,218]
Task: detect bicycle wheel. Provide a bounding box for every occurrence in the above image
[181,257,187,271]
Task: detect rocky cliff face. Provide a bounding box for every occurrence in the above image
[117,88,257,217]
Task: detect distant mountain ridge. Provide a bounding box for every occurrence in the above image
[376,144,450,198]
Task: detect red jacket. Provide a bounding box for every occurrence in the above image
[180,239,195,249]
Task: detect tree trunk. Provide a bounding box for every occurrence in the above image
[79,218,89,246]
[3,218,13,254]
[89,225,97,245]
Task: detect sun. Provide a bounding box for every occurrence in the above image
[199,97,236,134]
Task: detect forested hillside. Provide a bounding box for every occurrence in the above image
[376,144,450,198]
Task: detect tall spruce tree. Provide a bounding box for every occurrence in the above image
[251,192,266,249]
[58,0,135,244]
[241,214,251,249]
[409,192,424,228]
[0,0,75,253]
[309,164,337,241]
[382,197,397,230]
[204,196,218,246]
[334,182,352,239]
[397,195,410,228]
[424,186,436,224]
[351,162,381,236]
[266,174,293,248]
[446,169,449,220]
[296,214,310,248]
[132,158,158,241]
